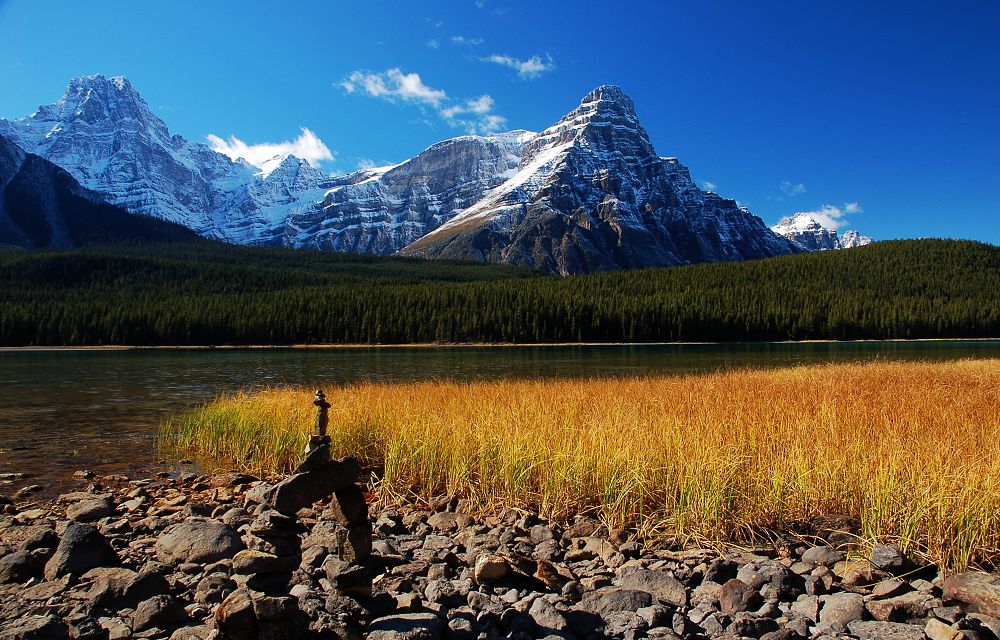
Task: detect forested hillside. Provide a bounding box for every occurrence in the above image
[0,240,996,345]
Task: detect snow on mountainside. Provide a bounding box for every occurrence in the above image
[403,85,799,274]
[283,130,535,254]
[0,74,336,243]
[771,213,873,250]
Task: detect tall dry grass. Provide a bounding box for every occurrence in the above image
[164,359,1000,569]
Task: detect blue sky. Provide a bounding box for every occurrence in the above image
[1,0,998,243]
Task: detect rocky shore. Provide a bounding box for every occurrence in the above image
[1,466,998,640]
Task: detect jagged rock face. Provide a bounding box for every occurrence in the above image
[771,213,873,251]
[0,74,336,243]
[0,133,197,248]
[284,132,533,253]
[403,85,798,274]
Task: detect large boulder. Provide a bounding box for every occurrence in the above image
[44,523,119,580]
[155,520,243,565]
[0,615,68,640]
[66,497,115,522]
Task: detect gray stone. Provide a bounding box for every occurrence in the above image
[866,590,938,622]
[819,592,865,625]
[613,565,687,607]
[579,587,653,616]
[44,523,119,580]
[232,549,298,575]
[214,589,257,640]
[729,613,779,637]
[847,620,925,640]
[529,597,569,633]
[368,613,444,640]
[870,544,908,574]
[0,549,43,583]
[424,579,471,607]
[801,546,844,566]
[133,594,188,632]
[155,520,243,565]
[704,557,739,584]
[83,565,170,609]
[66,497,115,522]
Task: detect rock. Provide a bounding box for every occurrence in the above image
[866,590,938,622]
[427,512,461,532]
[870,544,908,574]
[97,617,131,640]
[84,565,170,609]
[0,615,68,640]
[613,565,687,607]
[871,578,910,599]
[801,546,844,566]
[263,457,360,516]
[473,554,510,584]
[44,523,119,580]
[839,560,887,587]
[810,514,861,546]
[424,579,471,607]
[330,484,369,528]
[819,591,866,625]
[529,597,569,633]
[718,578,763,615]
[335,521,373,563]
[579,587,653,616]
[847,620,926,640]
[943,572,1000,617]
[738,560,801,601]
[704,557,739,584]
[232,550,298,575]
[66,497,115,522]
[155,520,243,565]
[215,589,257,640]
[925,618,966,640]
[133,594,188,631]
[729,613,779,637]
[0,549,44,583]
[195,572,236,605]
[322,555,372,595]
[368,612,444,640]
[168,626,213,640]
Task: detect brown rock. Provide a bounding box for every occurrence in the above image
[718,578,763,616]
[943,572,1000,618]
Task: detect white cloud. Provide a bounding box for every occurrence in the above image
[206,127,334,168]
[426,39,440,49]
[339,68,505,134]
[451,35,484,46]
[340,69,447,107]
[700,180,717,192]
[780,180,807,196]
[483,53,555,79]
[794,203,862,230]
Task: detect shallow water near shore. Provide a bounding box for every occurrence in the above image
[1,340,997,494]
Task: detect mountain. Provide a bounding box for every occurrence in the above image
[0,74,337,243]
[282,131,534,253]
[401,86,799,274]
[0,133,198,248]
[771,213,873,250]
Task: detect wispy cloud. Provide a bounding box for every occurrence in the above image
[482,53,555,79]
[794,203,863,230]
[451,35,484,46]
[340,69,447,107]
[339,68,505,134]
[207,127,334,168]
[699,180,717,192]
[780,180,806,196]
[426,39,440,49]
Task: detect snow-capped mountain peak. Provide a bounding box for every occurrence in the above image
[771,213,873,250]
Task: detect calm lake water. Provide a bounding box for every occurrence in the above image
[1,341,997,495]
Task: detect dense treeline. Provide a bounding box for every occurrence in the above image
[1,239,997,345]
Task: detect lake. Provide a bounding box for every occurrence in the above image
[1,341,997,495]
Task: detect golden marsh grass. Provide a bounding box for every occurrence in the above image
[165,359,1000,569]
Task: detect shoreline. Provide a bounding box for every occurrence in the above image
[2,337,999,352]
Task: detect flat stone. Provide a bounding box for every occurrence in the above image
[232,549,298,575]
[368,613,444,640]
[943,572,1000,617]
[264,457,359,516]
[801,546,845,566]
[924,618,965,640]
[155,520,243,565]
[133,594,188,632]
[0,615,68,640]
[613,565,687,607]
[847,620,925,640]
[866,590,938,622]
[579,587,653,616]
[66,497,115,522]
[819,592,865,625]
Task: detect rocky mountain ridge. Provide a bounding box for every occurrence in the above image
[2,75,869,273]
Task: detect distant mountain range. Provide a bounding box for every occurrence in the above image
[0,74,871,271]
[770,213,872,251]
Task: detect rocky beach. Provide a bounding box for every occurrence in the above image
[1,462,998,640]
